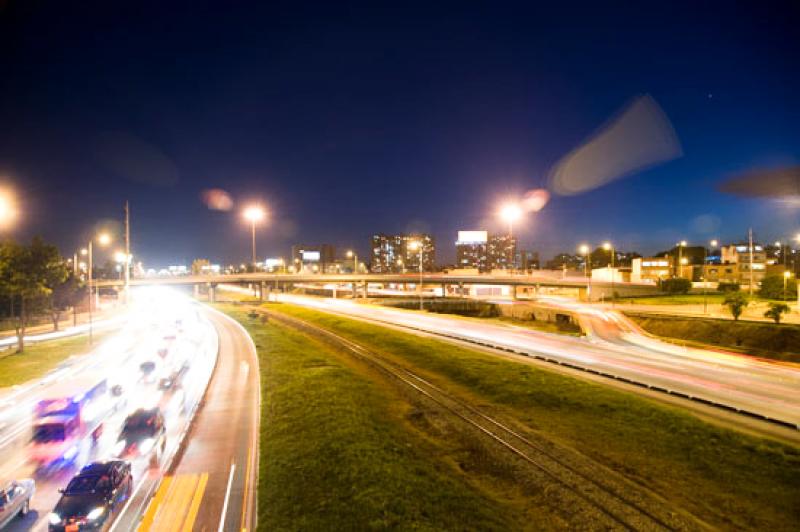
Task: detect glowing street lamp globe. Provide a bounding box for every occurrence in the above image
[243,206,266,223]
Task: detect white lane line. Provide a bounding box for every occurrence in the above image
[218,461,236,532]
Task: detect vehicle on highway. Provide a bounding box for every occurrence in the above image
[30,377,110,468]
[139,361,157,383]
[113,408,166,467]
[0,479,35,529]
[48,461,132,531]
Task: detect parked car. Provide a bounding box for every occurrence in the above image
[48,461,131,531]
[0,479,34,529]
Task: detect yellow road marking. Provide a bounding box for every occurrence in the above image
[138,473,210,532]
[137,476,173,531]
[181,472,208,532]
[160,474,196,531]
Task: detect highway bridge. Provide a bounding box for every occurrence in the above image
[96,272,662,301]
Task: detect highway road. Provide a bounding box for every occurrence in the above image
[131,306,260,532]
[0,289,259,532]
[275,294,800,430]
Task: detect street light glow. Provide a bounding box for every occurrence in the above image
[710,239,718,248]
[243,205,266,223]
[679,240,687,247]
[97,233,111,246]
[579,244,590,255]
[0,188,18,229]
[602,242,612,251]
[114,250,127,263]
[499,203,522,224]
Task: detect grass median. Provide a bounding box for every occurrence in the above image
[0,333,107,387]
[218,304,524,530]
[268,303,800,531]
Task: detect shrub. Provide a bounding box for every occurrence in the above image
[758,275,798,300]
[717,282,740,293]
[660,277,692,294]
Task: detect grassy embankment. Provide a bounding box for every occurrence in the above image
[0,333,107,387]
[219,304,523,530]
[262,303,800,531]
[627,313,800,363]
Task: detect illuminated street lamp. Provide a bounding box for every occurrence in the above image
[499,203,523,236]
[408,240,424,310]
[0,187,18,230]
[242,205,266,269]
[603,241,615,306]
[346,250,357,273]
[676,240,687,278]
[87,232,111,344]
[578,244,591,301]
[783,270,792,301]
[703,239,718,314]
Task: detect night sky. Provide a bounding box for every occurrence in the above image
[1,1,798,267]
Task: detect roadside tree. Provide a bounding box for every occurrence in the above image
[723,291,749,321]
[764,302,790,324]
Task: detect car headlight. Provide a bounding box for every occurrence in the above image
[48,512,61,525]
[138,437,155,454]
[113,440,126,456]
[87,507,105,520]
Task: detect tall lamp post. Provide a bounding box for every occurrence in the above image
[676,240,687,278]
[243,205,266,270]
[703,239,718,314]
[346,250,358,273]
[499,203,522,273]
[579,244,591,302]
[783,271,792,302]
[87,232,111,345]
[602,242,614,307]
[408,240,424,310]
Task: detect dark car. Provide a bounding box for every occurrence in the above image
[0,479,35,529]
[113,409,166,467]
[48,461,131,531]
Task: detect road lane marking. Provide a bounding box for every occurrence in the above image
[181,472,208,532]
[218,462,236,532]
[137,475,173,531]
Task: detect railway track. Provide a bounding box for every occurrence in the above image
[260,308,705,531]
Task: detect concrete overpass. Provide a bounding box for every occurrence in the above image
[96,272,662,301]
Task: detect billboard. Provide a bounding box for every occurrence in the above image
[301,251,321,262]
[457,231,488,244]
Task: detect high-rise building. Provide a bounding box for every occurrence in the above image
[455,231,489,271]
[371,233,435,273]
[488,234,516,270]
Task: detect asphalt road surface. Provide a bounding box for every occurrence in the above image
[277,294,800,430]
[128,306,260,532]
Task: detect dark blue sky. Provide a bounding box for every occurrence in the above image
[1,1,798,267]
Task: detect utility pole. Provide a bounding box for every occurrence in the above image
[748,228,754,296]
[124,201,131,305]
